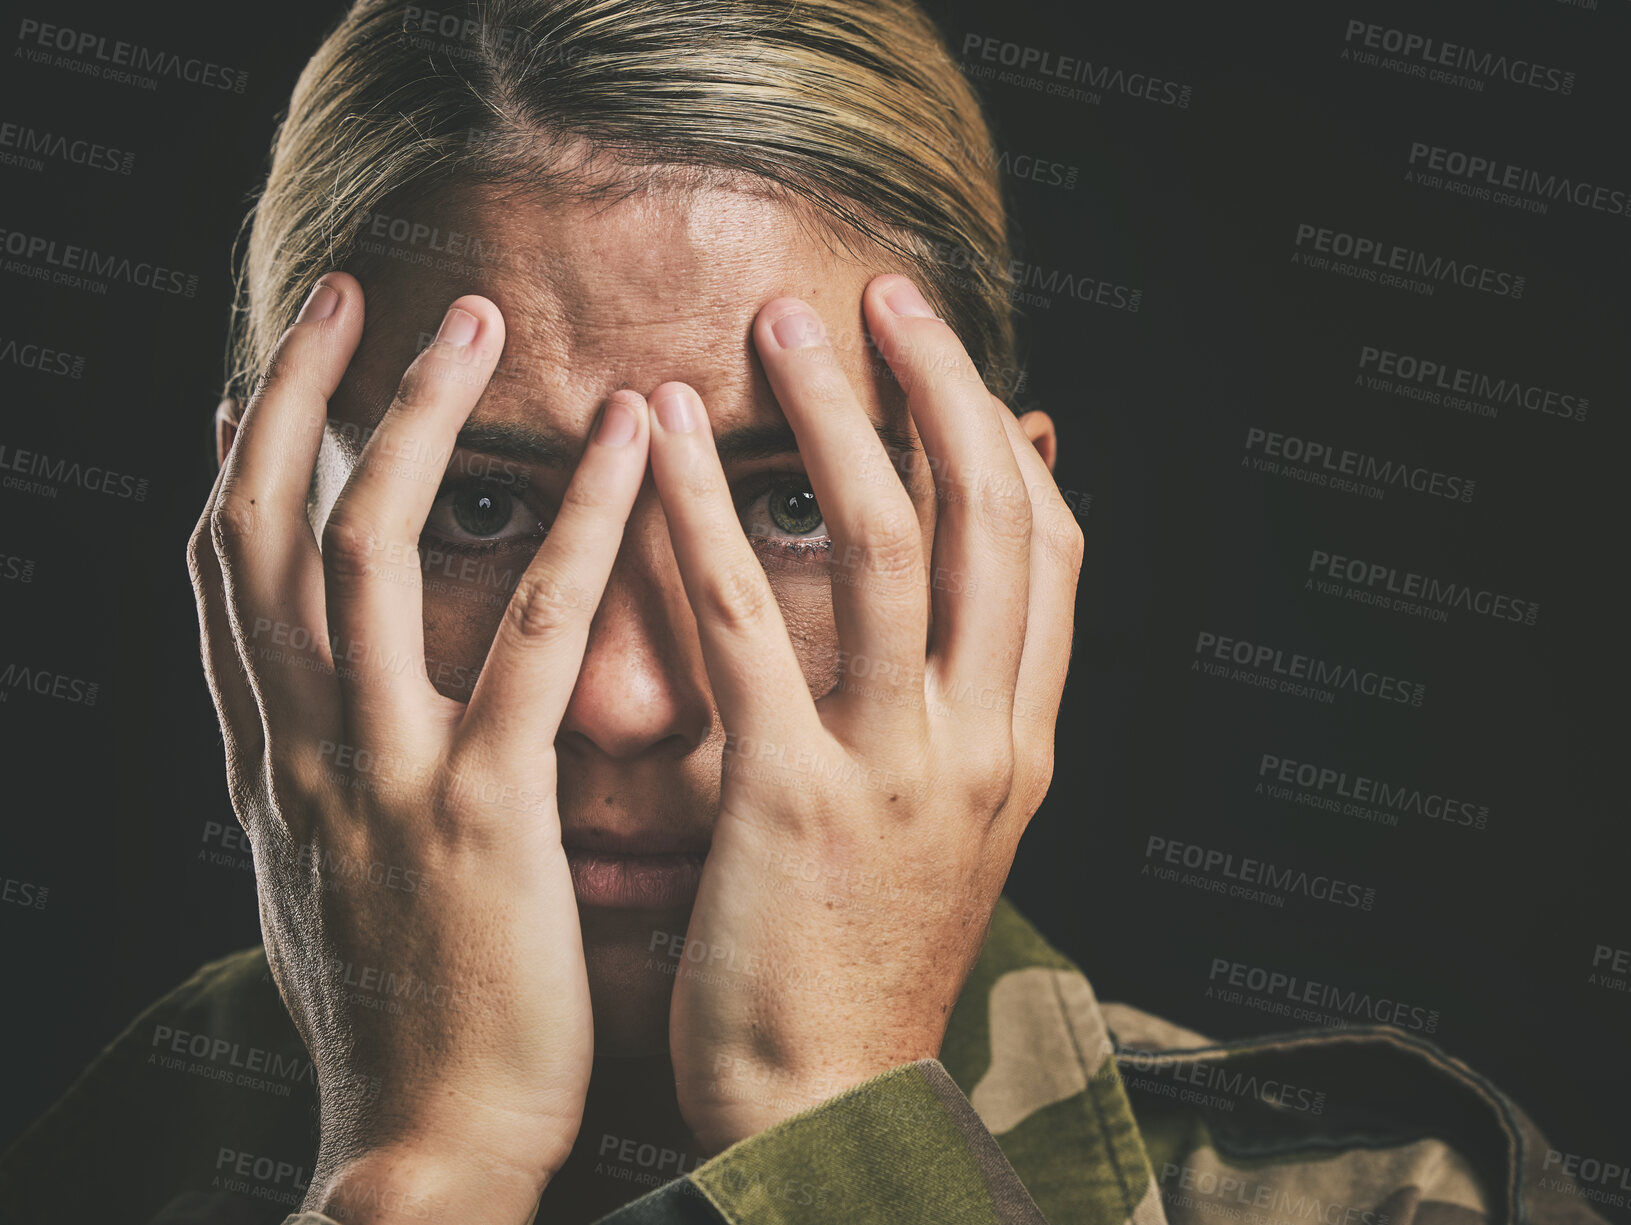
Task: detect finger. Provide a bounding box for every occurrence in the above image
[323,295,505,745]
[995,404,1083,828]
[862,274,1031,718]
[751,297,928,730]
[645,382,820,750]
[212,275,361,720]
[188,447,266,765]
[458,391,651,766]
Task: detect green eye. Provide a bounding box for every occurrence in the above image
[451,485,513,536]
[738,472,829,560]
[767,480,822,536]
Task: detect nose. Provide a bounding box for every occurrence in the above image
[555,479,715,763]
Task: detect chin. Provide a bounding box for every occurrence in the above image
[581,904,692,1057]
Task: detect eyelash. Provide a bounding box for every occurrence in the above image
[423,477,545,556]
[738,466,832,561]
[423,468,831,561]
[434,536,512,558]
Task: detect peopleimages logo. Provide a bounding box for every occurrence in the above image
[1257,753,1489,831]
[0,662,99,705]
[0,225,198,296]
[1341,19,1577,94]
[0,119,134,174]
[1244,426,1475,503]
[1207,958,1440,1033]
[920,239,1142,313]
[1306,549,1540,627]
[0,443,149,500]
[959,32,1194,108]
[1292,222,1524,298]
[149,1024,315,1094]
[1356,346,1587,424]
[1158,1162,1387,1225]
[1192,629,1426,707]
[1406,142,1630,220]
[0,334,85,378]
[14,18,250,93]
[1117,1051,1327,1115]
[1143,836,1377,910]
[1541,1150,1631,1210]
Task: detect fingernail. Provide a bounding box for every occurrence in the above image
[652,388,697,433]
[436,307,479,346]
[596,396,638,447]
[770,307,828,350]
[883,277,937,319]
[297,281,339,323]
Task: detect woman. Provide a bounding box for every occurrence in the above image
[0,2,1598,1224]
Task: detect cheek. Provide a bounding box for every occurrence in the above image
[420,558,521,701]
[751,488,935,702]
[744,500,877,696]
[767,572,840,700]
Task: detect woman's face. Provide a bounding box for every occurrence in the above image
[296,182,1042,1055]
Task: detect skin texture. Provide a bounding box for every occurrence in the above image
[195,181,1079,1224]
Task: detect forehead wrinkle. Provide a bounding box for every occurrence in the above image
[344,182,911,447]
[502,184,852,340]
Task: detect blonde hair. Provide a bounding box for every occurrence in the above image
[226,0,1020,404]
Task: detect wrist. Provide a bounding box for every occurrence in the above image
[305,1143,547,1225]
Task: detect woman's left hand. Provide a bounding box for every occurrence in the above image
[646,273,1085,1153]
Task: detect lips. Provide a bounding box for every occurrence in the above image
[562,830,709,909]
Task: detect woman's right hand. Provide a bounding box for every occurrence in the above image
[186,272,651,1224]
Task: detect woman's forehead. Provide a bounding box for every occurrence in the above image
[335,183,901,437]
[361,183,866,328]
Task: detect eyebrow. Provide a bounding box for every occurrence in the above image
[454,416,921,467]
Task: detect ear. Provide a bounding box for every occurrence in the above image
[1017,409,1058,473]
[215,396,240,469]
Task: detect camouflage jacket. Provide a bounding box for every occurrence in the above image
[0,897,1607,1225]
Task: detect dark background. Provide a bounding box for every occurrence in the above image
[2,0,1626,1195]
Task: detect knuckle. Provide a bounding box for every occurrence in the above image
[321,516,384,581]
[223,761,266,825]
[186,522,214,585]
[699,558,776,633]
[966,748,1017,814]
[505,570,585,644]
[1044,511,1086,574]
[975,469,1033,542]
[855,509,922,577]
[266,752,323,810]
[1022,742,1055,802]
[214,689,265,758]
[557,472,616,517]
[679,461,725,507]
[210,494,260,560]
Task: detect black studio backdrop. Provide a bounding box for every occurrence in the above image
[2,0,1627,1189]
